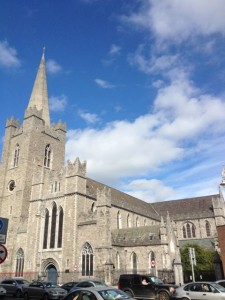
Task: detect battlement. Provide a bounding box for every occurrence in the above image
[53,120,66,133]
[6,116,20,128]
[66,157,86,177]
[24,105,43,120]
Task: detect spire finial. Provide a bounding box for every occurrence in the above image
[42,47,45,59]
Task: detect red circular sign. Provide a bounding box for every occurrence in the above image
[0,244,7,264]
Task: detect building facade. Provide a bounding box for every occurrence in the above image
[0,53,224,285]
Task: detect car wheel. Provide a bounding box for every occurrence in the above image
[158,291,170,300]
[124,290,134,298]
[16,290,22,298]
[24,292,29,300]
[181,298,189,300]
[43,293,49,300]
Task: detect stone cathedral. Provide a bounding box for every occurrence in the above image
[0,53,225,285]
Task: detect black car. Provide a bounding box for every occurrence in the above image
[118,274,177,300]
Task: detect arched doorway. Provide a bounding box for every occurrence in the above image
[46,264,58,284]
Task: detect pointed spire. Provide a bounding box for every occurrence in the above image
[27,49,50,126]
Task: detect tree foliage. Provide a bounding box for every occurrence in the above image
[180,243,215,271]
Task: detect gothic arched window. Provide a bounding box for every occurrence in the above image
[117,211,122,229]
[50,203,57,248]
[15,248,24,277]
[44,144,51,168]
[43,209,49,249]
[136,217,140,227]
[127,214,131,228]
[57,207,63,248]
[183,222,196,238]
[149,251,156,269]
[131,252,137,273]
[13,144,20,167]
[82,242,93,276]
[205,220,211,237]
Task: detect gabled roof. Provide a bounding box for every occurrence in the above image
[151,194,219,221]
[86,178,160,221]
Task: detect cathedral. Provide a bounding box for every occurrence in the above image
[0,53,225,286]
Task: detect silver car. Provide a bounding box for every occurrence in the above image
[65,287,135,300]
[174,281,225,300]
[0,286,7,298]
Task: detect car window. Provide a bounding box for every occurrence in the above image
[189,283,201,292]
[133,276,141,285]
[81,291,97,300]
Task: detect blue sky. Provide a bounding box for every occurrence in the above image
[1,0,225,202]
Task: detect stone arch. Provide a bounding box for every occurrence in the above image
[42,258,59,284]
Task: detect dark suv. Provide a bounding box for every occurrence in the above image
[118,274,177,300]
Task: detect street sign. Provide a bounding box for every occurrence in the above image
[0,218,8,244]
[0,244,7,264]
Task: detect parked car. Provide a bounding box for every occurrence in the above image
[0,278,30,298]
[22,281,67,300]
[118,274,177,300]
[70,281,108,293]
[61,282,79,292]
[216,280,225,288]
[0,286,7,298]
[174,281,225,300]
[65,287,135,300]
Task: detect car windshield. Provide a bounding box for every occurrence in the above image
[211,283,225,292]
[44,282,59,288]
[147,276,163,284]
[99,289,130,300]
[16,280,30,285]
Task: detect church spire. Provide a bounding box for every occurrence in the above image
[27,49,50,126]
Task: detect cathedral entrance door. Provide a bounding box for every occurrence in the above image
[46,265,58,284]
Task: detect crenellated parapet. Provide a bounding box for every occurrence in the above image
[53,120,66,133]
[66,157,86,177]
[24,105,43,120]
[6,116,20,128]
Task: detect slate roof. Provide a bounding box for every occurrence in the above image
[151,194,219,221]
[86,178,160,221]
[111,225,161,247]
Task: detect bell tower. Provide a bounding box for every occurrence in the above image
[0,51,66,270]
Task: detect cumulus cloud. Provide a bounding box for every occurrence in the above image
[46,59,62,74]
[94,78,115,88]
[123,179,175,202]
[78,111,100,124]
[66,75,225,201]
[49,95,67,112]
[0,41,20,68]
[122,0,225,43]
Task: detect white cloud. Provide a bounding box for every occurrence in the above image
[94,78,114,89]
[123,179,175,202]
[79,111,100,124]
[66,76,225,201]
[46,59,62,74]
[109,44,121,56]
[49,95,67,112]
[0,41,20,68]
[122,0,225,43]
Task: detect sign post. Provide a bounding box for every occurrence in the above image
[189,247,196,282]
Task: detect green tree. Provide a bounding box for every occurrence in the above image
[180,243,215,272]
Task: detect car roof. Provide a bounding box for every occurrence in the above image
[70,287,116,292]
